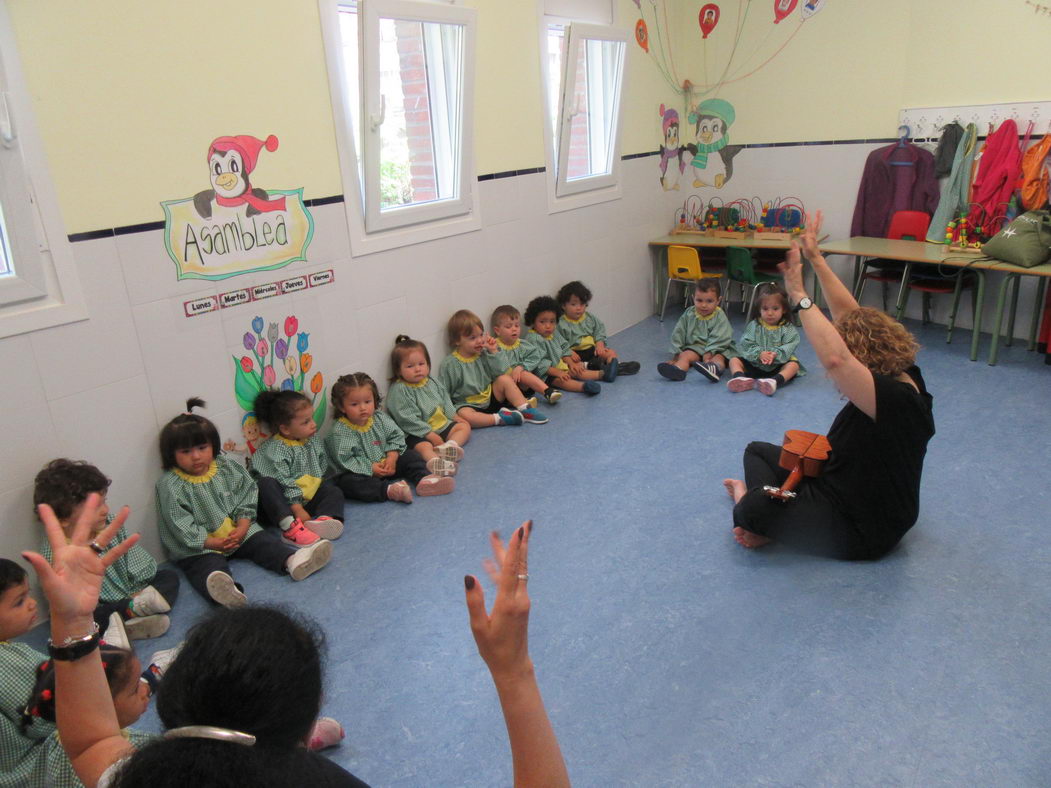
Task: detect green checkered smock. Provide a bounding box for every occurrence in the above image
[523,330,571,375]
[438,351,504,411]
[670,306,738,359]
[738,319,807,375]
[385,378,457,438]
[495,338,543,375]
[325,414,407,476]
[250,434,330,504]
[155,456,262,561]
[41,518,157,604]
[557,312,607,352]
[1,641,61,787]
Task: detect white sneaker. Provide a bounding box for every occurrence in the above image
[426,457,457,477]
[286,539,332,581]
[416,474,455,497]
[104,612,130,650]
[130,585,171,617]
[149,642,185,677]
[757,378,778,396]
[205,571,248,608]
[386,480,413,503]
[435,440,464,462]
[124,614,170,640]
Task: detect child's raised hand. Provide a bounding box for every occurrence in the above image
[483,335,498,353]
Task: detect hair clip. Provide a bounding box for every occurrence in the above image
[165,725,257,746]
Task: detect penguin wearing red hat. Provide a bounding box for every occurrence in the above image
[194,134,287,219]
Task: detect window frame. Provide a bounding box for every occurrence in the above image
[319,0,480,256]
[0,0,86,339]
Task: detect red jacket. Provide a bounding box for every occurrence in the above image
[967,120,1021,234]
[851,144,939,237]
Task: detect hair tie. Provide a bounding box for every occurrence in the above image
[165,725,257,746]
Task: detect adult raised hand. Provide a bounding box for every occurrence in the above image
[779,242,808,304]
[800,210,823,260]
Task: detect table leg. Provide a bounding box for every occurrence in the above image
[988,273,1018,366]
[970,271,985,362]
[1006,273,1020,347]
[652,247,665,316]
[894,262,912,320]
[1028,277,1047,351]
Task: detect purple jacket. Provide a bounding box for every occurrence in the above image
[850,144,939,238]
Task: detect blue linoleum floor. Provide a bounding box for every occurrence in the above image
[25,309,1051,786]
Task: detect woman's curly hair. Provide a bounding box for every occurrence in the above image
[835,307,919,376]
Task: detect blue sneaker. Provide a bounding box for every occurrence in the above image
[497,407,524,426]
[519,406,548,425]
[657,362,687,381]
[583,380,601,395]
[602,358,619,382]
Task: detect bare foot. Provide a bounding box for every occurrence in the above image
[723,478,747,504]
[733,527,771,549]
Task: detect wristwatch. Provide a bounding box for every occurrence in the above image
[48,622,101,661]
[792,296,814,313]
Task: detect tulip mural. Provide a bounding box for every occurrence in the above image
[232,314,326,427]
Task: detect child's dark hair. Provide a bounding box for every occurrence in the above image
[490,305,520,328]
[22,644,137,732]
[253,390,311,432]
[0,558,26,595]
[32,459,110,521]
[694,278,721,297]
[446,309,483,348]
[556,280,591,306]
[159,398,222,471]
[109,607,327,788]
[390,335,431,383]
[524,295,561,327]
[749,282,791,323]
[331,373,381,417]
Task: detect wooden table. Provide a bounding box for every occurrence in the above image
[820,237,1051,364]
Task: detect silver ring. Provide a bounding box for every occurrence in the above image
[517,573,529,581]
[89,541,105,555]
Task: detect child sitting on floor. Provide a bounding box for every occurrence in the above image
[523,295,601,396]
[490,305,562,405]
[658,278,737,383]
[34,459,178,641]
[556,280,640,380]
[385,335,470,477]
[326,372,454,504]
[155,398,332,608]
[438,309,548,427]
[727,283,805,396]
[251,390,345,546]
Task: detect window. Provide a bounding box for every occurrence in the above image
[0,1,85,338]
[542,19,627,205]
[320,0,479,252]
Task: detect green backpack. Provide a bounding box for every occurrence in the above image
[981,211,1051,267]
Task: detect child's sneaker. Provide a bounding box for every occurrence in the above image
[519,406,548,425]
[426,457,457,477]
[386,480,413,503]
[602,358,619,382]
[124,613,170,640]
[435,440,464,462]
[103,612,130,650]
[129,585,171,617]
[416,475,455,496]
[282,518,320,547]
[149,642,184,678]
[757,378,778,396]
[308,717,345,752]
[205,570,248,608]
[544,388,563,404]
[304,516,344,540]
[524,396,538,409]
[583,380,601,395]
[727,376,755,393]
[657,362,687,381]
[286,539,332,581]
[497,407,524,426]
[691,361,721,382]
[616,361,640,375]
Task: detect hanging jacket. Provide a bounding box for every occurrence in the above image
[851,143,940,238]
[1019,134,1051,211]
[934,122,965,178]
[926,124,978,242]
[967,120,1022,234]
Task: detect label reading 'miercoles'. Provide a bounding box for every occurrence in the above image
[252,282,280,300]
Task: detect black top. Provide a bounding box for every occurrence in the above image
[815,366,935,546]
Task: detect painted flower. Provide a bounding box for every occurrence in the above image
[300,353,312,373]
[297,332,309,353]
[275,338,288,360]
[284,316,299,337]
[267,322,278,344]
[240,356,254,373]
[263,365,276,387]
[242,332,255,351]
[285,356,298,376]
[310,372,323,395]
[256,339,269,357]
[252,316,264,334]
[281,378,295,391]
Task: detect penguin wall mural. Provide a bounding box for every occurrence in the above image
[195,134,287,219]
[658,104,686,191]
[684,98,742,189]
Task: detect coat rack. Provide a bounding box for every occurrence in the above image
[898,101,1051,142]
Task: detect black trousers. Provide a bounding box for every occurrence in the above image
[334,449,429,502]
[176,529,294,602]
[93,567,181,631]
[732,441,887,560]
[256,476,345,528]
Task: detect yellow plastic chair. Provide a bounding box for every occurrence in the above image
[660,245,723,322]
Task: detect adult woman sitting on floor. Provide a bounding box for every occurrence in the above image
[723,212,935,559]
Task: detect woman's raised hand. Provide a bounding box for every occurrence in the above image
[22,494,139,622]
[779,242,807,303]
[800,210,823,259]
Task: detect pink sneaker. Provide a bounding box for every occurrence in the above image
[416,474,455,496]
[307,717,345,752]
[386,480,413,504]
[757,378,778,396]
[282,519,320,546]
[727,376,755,393]
[426,457,457,477]
[303,516,344,540]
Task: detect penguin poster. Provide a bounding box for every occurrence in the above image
[684,98,743,189]
[162,134,314,281]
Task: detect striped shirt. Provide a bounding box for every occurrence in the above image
[385,378,457,438]
[251,434,329,503]
[325,413,407,476]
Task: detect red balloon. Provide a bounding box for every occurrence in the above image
[773,0,798,23]
[635,18,648,52]
[698,4,720,39]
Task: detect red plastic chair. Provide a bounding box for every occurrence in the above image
[854,211,932,310]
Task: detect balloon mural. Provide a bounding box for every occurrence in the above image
[635,18,648,52]
[698,4,720,39]
[773,0,799,23]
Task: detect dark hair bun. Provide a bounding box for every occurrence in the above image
[185,397,206,412]
[394,334,412,345]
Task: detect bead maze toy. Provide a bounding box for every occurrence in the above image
[671,196,808,240]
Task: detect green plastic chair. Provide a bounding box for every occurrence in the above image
[725,247,780,315]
